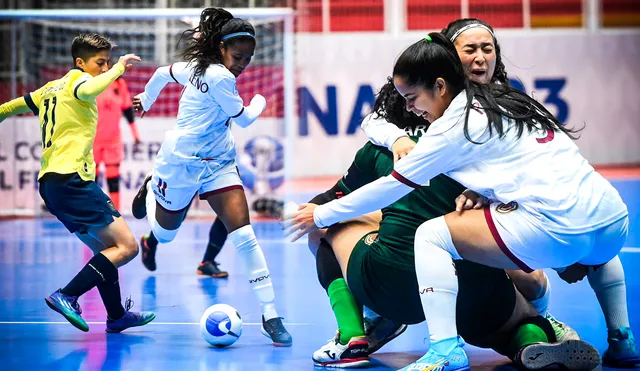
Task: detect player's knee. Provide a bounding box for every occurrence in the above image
[120,235,139,261]
[415,216,461,260]
[527,270,548,298]
[316,239,342,291]
[308,229,325,257]
[509,269,548,299]
[152,223,179,244]
[228,224,256,252]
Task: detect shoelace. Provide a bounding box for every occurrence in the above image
[69,296,82,315]
[124,296,134,312]
[265,317,286,334]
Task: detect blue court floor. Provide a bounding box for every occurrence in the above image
[0,179,638,371]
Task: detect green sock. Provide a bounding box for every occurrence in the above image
[508,323,549,359]
[327,278,365,345]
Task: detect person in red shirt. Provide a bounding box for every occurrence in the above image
[95,72,140,210]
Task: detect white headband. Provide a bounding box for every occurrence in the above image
[449,23,495,42]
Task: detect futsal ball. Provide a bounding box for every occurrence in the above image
[200,304,243,347]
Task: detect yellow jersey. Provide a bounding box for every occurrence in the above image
[24,64,126,181]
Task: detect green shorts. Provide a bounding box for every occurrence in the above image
[346,231,517,344]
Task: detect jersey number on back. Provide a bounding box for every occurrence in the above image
[41,97,57,148]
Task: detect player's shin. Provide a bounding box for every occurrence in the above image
[228,225,277,320]
[529,278,551,316]
[317,239,365,344]
[97,270,125,320]
[587,256,630,331]
[61,252,117,297]
[414,216,461,354]
[144,183,177,244]
[203,218,227,263]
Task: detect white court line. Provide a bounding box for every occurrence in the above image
[621,247,640,253]
[0,321,311,326]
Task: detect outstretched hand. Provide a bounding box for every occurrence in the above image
[282,203,320,242]
[132,94,146,118]
[117,53,141,71]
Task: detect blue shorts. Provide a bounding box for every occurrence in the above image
[39,172,121,234]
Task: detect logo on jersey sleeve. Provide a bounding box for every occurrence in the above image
[106,199,117,213]
[364,233,378,246]
[496,201,519,213]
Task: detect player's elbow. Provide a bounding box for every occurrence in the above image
[233,116,254,128]
[235,94,267,128]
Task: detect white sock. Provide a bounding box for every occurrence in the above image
[145,179,157,231]
[587,255,630,331]
[414,217,460,353]
[144,180,177,244]
[229,225,278,320]
[529,277,551,316]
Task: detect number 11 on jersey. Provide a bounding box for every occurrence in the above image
[41,96,57,148]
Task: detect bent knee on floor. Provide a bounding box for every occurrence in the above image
[508,269,548,299]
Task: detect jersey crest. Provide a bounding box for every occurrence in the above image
[364,233,378,246]
[496,201,519,213]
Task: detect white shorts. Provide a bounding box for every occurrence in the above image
[484,201,629,272]
[151,157,243,212]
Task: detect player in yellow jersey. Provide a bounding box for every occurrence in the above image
[0,33,155,333]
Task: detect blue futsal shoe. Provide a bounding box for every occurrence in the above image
[398,337,470,371]
[261,316,293,347]
[45,289,89,332]
[105,297,156,333]
[603,327,640,367]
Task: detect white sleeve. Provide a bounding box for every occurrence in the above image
[138,62,190,112]
[361,113,408,150]
[211,74,245,118]
[313,175,414,228]
[392,130,459,187]
[233,94,267,128]
[209,73,267,128]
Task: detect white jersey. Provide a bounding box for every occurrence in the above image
[139,62,245,165]
[360,112,408,149]
[394,91,628,234]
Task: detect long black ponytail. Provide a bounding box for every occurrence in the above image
[393,32,580,143]
[179,7,255,77]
